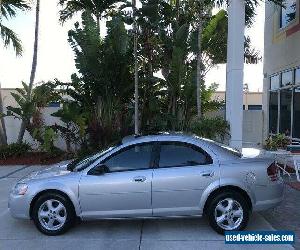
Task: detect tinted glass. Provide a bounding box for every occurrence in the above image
[280,0,296,28]
[104,144,152,172]
[293,87,300,138]
[280,89,292,135]
[282,70,293,86]
[159,142,211,168]
[270,75,280,90]
[248,105,262,110]
[269,91,279,133]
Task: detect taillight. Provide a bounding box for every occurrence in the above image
[267,162,279,181]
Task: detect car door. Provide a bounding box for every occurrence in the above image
[152,141,219,216]
[79,142,154,219]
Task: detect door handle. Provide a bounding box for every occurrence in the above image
[133,176,146,182]
[200,171,214,177]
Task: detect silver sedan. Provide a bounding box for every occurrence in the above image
[8,134,284,235]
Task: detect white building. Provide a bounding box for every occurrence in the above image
[263,0,300,141]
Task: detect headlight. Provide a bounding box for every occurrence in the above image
[12,183,28,195]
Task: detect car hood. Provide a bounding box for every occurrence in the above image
[19,163,71,182]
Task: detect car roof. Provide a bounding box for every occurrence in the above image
[121,133,240,161]
[121,132,198,144]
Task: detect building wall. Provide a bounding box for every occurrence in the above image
[0,88,67,150]
[212,91,262,110]
[263,0,300,139]
[1,88,264,148]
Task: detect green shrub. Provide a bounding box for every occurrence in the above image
[0,143,31,160]
[264,134,291,151]
[190,116,230,142]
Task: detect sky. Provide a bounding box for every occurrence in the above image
[0,1,265,92]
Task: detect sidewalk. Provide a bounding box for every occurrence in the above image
[260,184,300,250]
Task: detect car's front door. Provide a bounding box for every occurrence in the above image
[152,141,219,216]
[79,143,154,219]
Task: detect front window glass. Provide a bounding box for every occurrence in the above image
[293,87,300,138]
[270,75,280,90]
[269,91,279,134]
[280,89,292,136]
[282,70,293,86]
[280,0,297,28]
[67,146,116,172]
[103,144,153,172]
[158,142,211,168]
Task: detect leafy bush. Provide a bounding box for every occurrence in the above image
[190,116,230,142]
[264,134,291,151]
[0,143,31,160]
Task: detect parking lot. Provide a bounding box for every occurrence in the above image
[0,165,294,250]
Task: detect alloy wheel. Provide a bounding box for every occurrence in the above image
[214,198,244,230]
[37,199,67,231]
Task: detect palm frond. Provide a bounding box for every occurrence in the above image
[0,23,23,56]
[58,0,88,23]
[1,0,31,20]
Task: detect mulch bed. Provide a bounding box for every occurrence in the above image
[0,152,72,165]
[287,182,300,191]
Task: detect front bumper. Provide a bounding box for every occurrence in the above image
[8,192,31,219]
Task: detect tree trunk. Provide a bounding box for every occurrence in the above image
[0,5,7,145]
[0,83,7,145]
[133,0,139,135]
[17,0,40,143]
[196,14,203,119]
[96,13,101,36]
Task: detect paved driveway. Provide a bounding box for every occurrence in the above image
[0,165,294,250]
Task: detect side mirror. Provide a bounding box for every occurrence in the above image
[88,164,110,176]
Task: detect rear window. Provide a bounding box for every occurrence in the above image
[211,141,242,158]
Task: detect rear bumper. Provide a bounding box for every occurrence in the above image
[252,180,284,211]
[253,196,283,211]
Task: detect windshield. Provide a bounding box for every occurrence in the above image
[67,146,116,172]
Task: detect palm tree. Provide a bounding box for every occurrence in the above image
[17,0,40,143]
[195,2,206,118]
[194,0,265,118]
[196,0,215,119]
[58,0,119,35]
[0,0,30,145]
[132,0,139,134]
[0,0,30,56]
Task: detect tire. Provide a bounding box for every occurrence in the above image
[32,192,75,236]
[206,191,250,235]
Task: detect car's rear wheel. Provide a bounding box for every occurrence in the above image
[207,191,250,234]
[32,192,75,236]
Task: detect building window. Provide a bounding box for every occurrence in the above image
[279,89,292,136]
[280,0,297,28]
[296,68,300,85]
[269,91,279,134]
[293,87,300,138]
[270,74,280,90]
[269,68,300,138]
[282,70,294,86]
[248,105,262,110]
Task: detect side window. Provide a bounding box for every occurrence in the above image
[102,143,153,172]
[159,142,212,168]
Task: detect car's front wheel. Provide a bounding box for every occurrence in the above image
[32,192,75,236]
[207,191,250,234]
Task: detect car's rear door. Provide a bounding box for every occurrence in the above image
[79,142,155,218]
[152,141,219,216]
